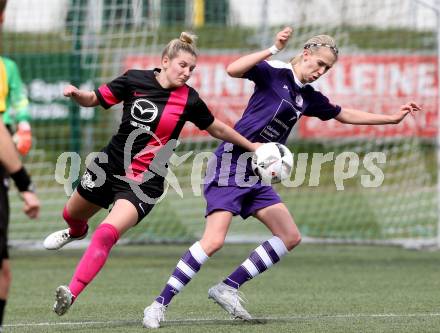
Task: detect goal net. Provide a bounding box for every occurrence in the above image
[5,0,439,247]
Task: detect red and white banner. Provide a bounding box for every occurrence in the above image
[124,54,438,139]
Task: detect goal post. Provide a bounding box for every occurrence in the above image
[4,0,439,247]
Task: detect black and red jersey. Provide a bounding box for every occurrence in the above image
[94,69,214,180]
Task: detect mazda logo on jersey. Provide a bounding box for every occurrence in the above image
[131,98,159,123]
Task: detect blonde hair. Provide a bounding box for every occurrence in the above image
[290,35,338,65]
[161,32,198,60]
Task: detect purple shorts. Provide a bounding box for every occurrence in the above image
[204,181,282,219]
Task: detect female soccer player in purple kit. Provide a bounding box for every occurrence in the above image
[42,32,261,317]
[143,27,421,328]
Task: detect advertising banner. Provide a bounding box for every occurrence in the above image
[124,54,437,139]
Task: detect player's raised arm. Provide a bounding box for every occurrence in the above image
[335,102,422,125]
[64,84,99,107]
[226,27,293,78]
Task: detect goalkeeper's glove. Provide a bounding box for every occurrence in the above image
[13,121,32,156]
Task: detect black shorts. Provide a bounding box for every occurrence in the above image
[0,165,9,260]
[76,157,165,223]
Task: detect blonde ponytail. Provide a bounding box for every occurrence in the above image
[162,32,198,60]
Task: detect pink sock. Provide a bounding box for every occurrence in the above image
[68,223,119,299]
[63,206,88,237]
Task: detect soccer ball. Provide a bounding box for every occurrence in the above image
[251,142,293,184]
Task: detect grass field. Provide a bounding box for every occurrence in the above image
[6,243,440,332]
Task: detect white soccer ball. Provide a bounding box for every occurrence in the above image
[251,142,293,184]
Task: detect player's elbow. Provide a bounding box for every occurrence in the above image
[226,65,243,78]
[207,122,226,140]
[213,127,226,139]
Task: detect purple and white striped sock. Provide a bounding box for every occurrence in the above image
[223,236,288,289]
[155,241,208,305]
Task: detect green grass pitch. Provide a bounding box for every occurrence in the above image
[6,243,440,332]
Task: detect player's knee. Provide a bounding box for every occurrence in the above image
[201,238,225,256]
[284,230,302,251]
[209,240,225,255]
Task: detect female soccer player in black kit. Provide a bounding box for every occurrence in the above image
[43,32,260,318]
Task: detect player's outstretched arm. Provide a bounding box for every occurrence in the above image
[226,27,293,78]
[64,84,99,107]
[206,119,261,152]
[335,102,421,125]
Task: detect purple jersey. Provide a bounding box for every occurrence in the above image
[209,60,341,185]
[204,60,341,218]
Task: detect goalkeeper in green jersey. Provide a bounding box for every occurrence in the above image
[0,56,32,156]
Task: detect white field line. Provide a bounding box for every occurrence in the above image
[6,313,440,328]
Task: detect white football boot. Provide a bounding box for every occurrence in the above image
[53,285,74,316]
[43,227,88,250]
[142,301,167,328]
[208,282,252,320]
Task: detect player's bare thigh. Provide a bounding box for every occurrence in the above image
[254,203,301,250]
[100,199,139,236]
[65,190,102,220]
[200,210,233,256]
